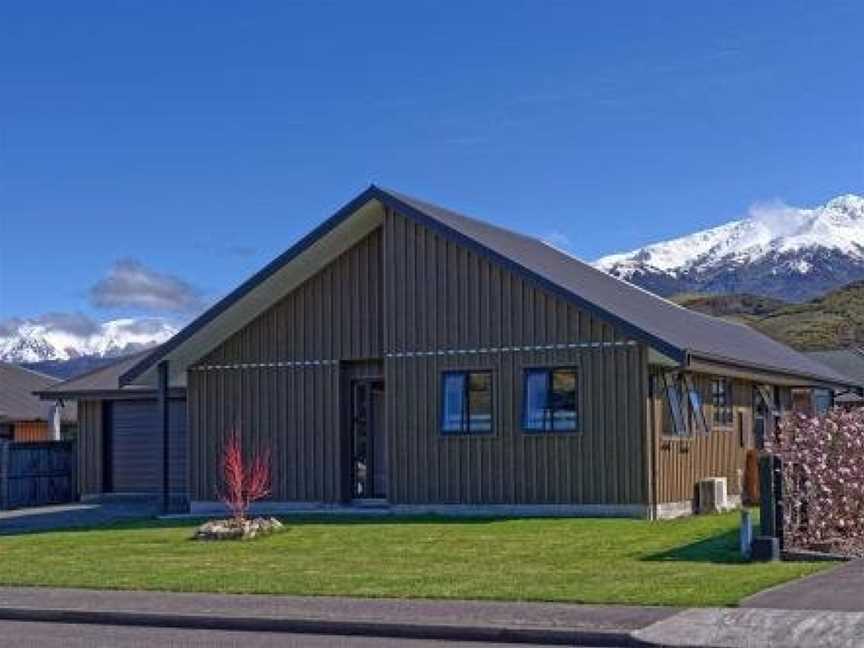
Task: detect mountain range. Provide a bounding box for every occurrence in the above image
[595,194,864,302]
[0,318,176,368]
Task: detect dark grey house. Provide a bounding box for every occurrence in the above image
[41,186,860,517]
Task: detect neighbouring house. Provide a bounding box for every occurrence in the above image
[36,350,186,503]
[39,186,860,518]
[0,363,76,442]
[804,348,864,409]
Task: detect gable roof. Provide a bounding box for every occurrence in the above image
[121,185,856,388]
[804,349,864,388]
[0,363,76,423]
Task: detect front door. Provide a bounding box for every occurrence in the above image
[351,380,387,499]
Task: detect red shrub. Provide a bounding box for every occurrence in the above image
[217,432,271,522]
[766,408,864,552]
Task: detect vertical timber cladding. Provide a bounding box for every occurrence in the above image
[650,371,755,504]
[383,207,648,506]
[187,229,384,502]
[76,400,103,496]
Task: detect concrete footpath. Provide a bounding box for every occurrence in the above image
[0,588,673,646]
[0,587,863,647]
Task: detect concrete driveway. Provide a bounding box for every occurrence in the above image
[0,501,158,535]
[742,559,864,612]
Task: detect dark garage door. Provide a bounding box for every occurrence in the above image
[109,399,186,496]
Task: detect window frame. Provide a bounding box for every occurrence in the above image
[439,369,495,436]
[711,378,734,429]
[661,372,709,439]
[521,366,579,434]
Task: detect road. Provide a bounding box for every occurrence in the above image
[0,621,574,647]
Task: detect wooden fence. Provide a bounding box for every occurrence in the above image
[0,440,78,510]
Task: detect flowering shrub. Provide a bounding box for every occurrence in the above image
[217,432,272,522]
[766,407,864,554]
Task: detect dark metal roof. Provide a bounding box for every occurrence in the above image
[122,185,857,388]
[0,363,76,422]
[804,349,864,389]
[37,350,167,399]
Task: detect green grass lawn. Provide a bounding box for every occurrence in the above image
[0,512,829,607]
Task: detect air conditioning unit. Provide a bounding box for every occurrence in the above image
[696,477,728,514]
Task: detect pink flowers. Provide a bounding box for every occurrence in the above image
[766,408,864,553]
[766,408,864,550]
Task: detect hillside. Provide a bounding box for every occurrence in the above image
[672,281,864,351]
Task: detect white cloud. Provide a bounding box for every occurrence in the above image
[541,229,575,252]
[90,258,205,313]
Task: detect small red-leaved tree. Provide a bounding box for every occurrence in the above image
[218,432,272,523]
[766,407,864,553]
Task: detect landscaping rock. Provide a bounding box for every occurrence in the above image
[193,517,284,541]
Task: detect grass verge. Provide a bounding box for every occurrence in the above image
[0,511,829,606]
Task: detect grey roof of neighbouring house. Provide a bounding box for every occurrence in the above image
[0,363,76,423]
[120,185,857,388]
[804,349,864,389]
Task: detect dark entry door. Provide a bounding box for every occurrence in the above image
[351,380,386,499]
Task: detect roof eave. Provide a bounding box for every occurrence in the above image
[35,387,187,401]
[686,351,860,389]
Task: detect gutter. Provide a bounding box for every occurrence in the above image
[34,387,188,402]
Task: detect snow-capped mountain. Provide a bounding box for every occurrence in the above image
[595,194,864,301]
[0,318,177,364]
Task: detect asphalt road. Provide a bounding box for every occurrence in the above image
[0,621,569,647]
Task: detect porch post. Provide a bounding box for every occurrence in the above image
[158,361,170,512]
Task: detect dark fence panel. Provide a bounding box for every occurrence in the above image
[758,453,784,549]
[0,441,78,510]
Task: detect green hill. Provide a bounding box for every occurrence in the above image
[672,281,864,351]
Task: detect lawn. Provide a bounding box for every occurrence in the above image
[0,512,829,607]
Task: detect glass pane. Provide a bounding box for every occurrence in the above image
[468,372,492,432]
[713,379,732,426]
[665,376,687,436]
[551,369,577,430]
[688,387,707,434]
[813,389,832,416]
[441,373,466,432]
[523,370,549,430]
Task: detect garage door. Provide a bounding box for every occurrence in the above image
[109,399,186,495]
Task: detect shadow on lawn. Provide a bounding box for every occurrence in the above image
[642,528,747,564]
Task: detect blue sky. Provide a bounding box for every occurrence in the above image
[1,1,862,329]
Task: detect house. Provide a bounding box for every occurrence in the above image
[0,363,76,442]
[40,186,857,517]
[804,348,864,409]
[36,350,186,503]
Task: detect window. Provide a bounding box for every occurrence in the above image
[711,378,733,427]
[662,373,708,437]
[523,367,578,432]
[813,389,832,416]
[441,371,493,434]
